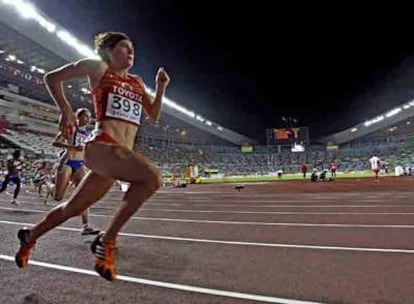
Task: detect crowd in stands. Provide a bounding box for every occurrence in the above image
[135,138,413,176]
[2,122,414,179]
[3,83,414,178]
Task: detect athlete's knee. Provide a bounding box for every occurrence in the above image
[44,202,71,220]
[60,201,82,218]
[145,169,162,192]
[154,172,162,190]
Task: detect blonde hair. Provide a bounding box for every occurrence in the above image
[94,32,131,63]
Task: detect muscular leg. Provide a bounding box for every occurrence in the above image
[13,177,21,199]
[26,171,114,243]
[84,142,161,242]
[54,165,72,201]
[71,167,89,224]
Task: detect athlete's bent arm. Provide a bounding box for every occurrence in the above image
[44,59,102,136]
[141,67,170,122]
[51,132,83,151]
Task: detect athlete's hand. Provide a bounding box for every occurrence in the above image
[58,111,76,139]
[156,67,170,89]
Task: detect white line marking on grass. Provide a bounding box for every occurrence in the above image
[0,254,323,304]
[1,220,414,253]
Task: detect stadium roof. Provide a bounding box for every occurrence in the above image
[320,99,414,145]
[0,1,257,146]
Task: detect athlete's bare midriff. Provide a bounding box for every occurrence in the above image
[65,149,84,161]
[96,119,138,150]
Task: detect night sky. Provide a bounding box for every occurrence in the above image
[30,1,414,143]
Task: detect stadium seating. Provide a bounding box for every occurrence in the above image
[1,128,60,156]
[3,125,414,178]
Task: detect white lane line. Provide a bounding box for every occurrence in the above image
[139,208,414,216]
[2,220,414,254]
[5,205,414,218]
[3,198,413,209]
[8,200,412,210]
[11,202,413,215]
[148,203,414,208]
[13,190,414,200]
[2,206,414,228]
[0,206,46,214]
[0,220,80,231]
[148,196,390,201]
[148,198,385,203]
[6,201,414,213]
[0,254,323,304]
[134,217,414,229]
[156,190,229,194]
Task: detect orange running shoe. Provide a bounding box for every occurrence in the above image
[91,233,117,281]
[15,228,35,268]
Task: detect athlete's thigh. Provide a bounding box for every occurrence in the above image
[54,165,72,198]
[85,142,160,183]
[71,166,87,187]
[63,171,114,215]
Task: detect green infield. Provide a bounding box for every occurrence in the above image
[199,170,388,184]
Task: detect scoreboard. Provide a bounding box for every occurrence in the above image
[266,127,310,146]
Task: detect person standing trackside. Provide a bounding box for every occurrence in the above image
[369,154,381,181]
[301,164,307,179]
[330,161,337,179]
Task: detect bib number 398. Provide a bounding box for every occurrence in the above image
[106,93,142,124]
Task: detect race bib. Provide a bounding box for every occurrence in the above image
[74,131,90,147]
[75,135,86,146]
[106,93,142,124]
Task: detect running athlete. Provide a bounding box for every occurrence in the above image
[33,160,49,198]
[41,169,55,206]
[41,150,66,205]
[51,108,99,235]
[0,149,24,205]
[15,32,170,281]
